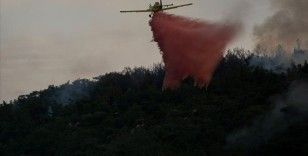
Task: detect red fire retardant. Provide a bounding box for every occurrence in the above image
[150,12,241,90]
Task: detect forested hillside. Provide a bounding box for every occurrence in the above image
[1,49,308,156]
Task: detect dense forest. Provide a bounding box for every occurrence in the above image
[1,49,308,156]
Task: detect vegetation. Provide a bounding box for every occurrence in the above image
[1,49,308,156]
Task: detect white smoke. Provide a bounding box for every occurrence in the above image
[226,81,308,150]
[249,44,308,72]
[48,79,93,106]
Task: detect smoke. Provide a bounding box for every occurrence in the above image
[149,12,241,89]
[48,79,93,106]
[249,45,308,73]
[226,81,308,151]
[254,0,308,52]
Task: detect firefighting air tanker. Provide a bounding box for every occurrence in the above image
[120,0,193,17]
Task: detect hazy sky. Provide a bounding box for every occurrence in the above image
[0,0,271,101]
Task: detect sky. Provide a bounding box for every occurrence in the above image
[0,0,272,101]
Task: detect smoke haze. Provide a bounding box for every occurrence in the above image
[249,46,308,73]
[254,0,308,51]
[226,81,308,151]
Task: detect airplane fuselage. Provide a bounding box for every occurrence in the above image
[120,0,192,17]
[150,2,163,12]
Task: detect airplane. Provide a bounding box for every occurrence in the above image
[120,0,193,17]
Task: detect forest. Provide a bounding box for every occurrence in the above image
[1,49,308,156]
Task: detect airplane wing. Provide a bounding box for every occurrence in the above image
[162,3,193,10]
[120,9,152,13]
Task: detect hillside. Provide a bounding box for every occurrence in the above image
[1,49,308,156]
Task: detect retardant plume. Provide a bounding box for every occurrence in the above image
[254,0,308,52]
[149,12,241,90]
